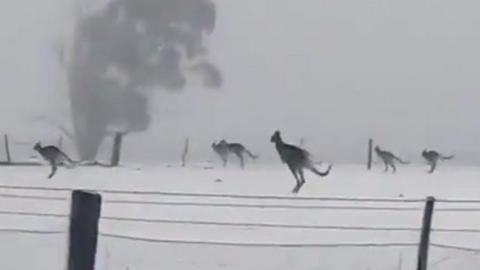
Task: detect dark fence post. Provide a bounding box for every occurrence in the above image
[367,138,373,170]
[110,132,123,167]
[68,190,102,270]
[181,137,189,167]
[417,196,435,270]
[4,134,11,163]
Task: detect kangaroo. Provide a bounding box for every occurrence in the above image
[34,142,76,179]
[211,140,258,169]
[270,131,332,194]
[374,146,409,173]
[422,149,454,173]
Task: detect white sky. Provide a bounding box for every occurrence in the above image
[0,0,479,164]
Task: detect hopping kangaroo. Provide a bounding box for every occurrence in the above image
[422,150,454,173]
[34,142,76,179]
[211,140,257,169]
[270,131,332,194]
[375,146,408,173]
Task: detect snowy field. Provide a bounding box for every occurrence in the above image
[1,163,480,270]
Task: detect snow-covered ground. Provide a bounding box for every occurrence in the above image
[1,163,480,270]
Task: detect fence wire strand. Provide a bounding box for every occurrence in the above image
[0,192,67,201]
[0,228,66,235]
[432,243,480,253]
[101,216,421,232]
[103,199,422,211]
[0,184,425,203]
[0,210,68,218]
[100,232,418,248]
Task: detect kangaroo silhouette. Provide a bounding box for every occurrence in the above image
[374,146,409,173]
[212,140,258,169]
[270,131,331,194]
[34,142,76,179]
[422,149,454,173]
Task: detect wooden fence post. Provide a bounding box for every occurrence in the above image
[417,196,435,270]
[367,138,373,170]
[68,190,102,270]
[110,132,123,167]
[4,134,11,163]
[181,137,189,167]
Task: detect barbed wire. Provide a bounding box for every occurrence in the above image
[431,243,480,253]
[100,232,418,248]
[103,199,422,211]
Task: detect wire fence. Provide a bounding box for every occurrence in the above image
[1,184,480,268]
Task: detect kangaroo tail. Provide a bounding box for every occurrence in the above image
[62,153,78,168]
[309,164,332,177]
[245,149,258,160]
[394,156,409,165]
[440,154,454,160]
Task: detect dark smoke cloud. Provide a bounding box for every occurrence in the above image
[68,0,221,160]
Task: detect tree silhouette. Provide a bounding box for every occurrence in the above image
[65,0,221,160]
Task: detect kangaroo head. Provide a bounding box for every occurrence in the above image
[270,130,281,143]
[33,142,42,151]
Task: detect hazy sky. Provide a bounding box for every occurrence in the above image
[0,0,479,164]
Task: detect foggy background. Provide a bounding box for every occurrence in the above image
[0,0,479,165]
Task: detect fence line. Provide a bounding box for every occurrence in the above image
[2,208,480,235]
[101,216,421,232]
[103,199,422,211]
[0,184,426,203]
[0,184,72,192]
[0,192,67,201]
[101,215,480,234]
[431,243,480,253]
[0,210,68,218]
[435,208,480,212]
[433,228,480,233]
[1,190,480,213]
[436,199,480,204]
[100,232,418,249]
[0,228,66,235]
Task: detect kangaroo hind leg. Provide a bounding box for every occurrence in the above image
[48,160,58,179]
[288,164,301,194]
[428,161,437,174]
[294,168,306,193]
[235,152,245,169]
[390,162,396,174]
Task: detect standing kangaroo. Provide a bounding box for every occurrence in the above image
[211,140,258,169]
[34,142,76,179]
[374,146,409,173]
[270,131,332,194]
[422,149,454,173]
